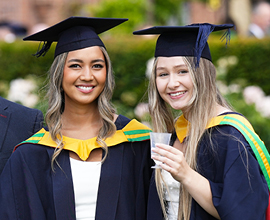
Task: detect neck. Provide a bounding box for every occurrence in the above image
[182,103,231,121]
[215,104,231,116]
[61,103,103,139]
[62,108,101,125]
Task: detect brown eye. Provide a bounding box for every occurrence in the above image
[69,64,81,68]
[93,64,103,69]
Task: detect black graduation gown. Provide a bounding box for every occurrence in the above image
[0,115,153,220]
[147,123,268,220]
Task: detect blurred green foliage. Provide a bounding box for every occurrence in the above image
[1,36,270,150]
[87,0,146,34]
[153,0,183,25]
[210,37,270,151]
[86,0,183,34]
[0,42,53,81]
[226,92,270,151]
[210,37,270,94]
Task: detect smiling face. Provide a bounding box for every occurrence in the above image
[62,46,107,109]
[155,56,194,114]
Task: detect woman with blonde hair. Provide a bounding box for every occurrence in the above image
[134,24,269,220]
[0,17,153,220]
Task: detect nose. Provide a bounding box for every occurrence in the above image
[167,73,180,89]
[80,67,94,81]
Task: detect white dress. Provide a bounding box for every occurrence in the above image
[70,157,101,220]
[162,170,180,220]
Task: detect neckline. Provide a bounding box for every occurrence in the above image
[61,114,123,141]
[69,157,101,164]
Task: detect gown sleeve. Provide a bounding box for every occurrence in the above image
[195,125,269,220]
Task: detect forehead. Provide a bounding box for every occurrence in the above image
[66,46,104,60]
[156,56,186,68]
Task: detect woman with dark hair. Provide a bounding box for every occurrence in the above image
[0,17,153,220]
[134,24,269,220]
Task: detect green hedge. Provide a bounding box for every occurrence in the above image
[1,36,270,150]
[210,37,270,94]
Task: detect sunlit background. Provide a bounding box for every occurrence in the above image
[1,0,270,150]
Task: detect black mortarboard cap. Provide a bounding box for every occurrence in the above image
[133,23,233,67]
[24,16,128,58]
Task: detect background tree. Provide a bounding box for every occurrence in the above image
[86,0,183,34]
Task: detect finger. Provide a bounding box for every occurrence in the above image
[152,147,183,162]
[159,162,174,173]
[155,143,180,155]
[152,154,179,169]
[152,148,174,160]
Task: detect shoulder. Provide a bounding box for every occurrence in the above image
[3,143,53,181]
[115,114,151,131]
[210,112,254,138]
[208,124,250,153]
[0,97,42,116]
[115,114,131,129]
[201,113,253,154]
[15,141,51,154]
[12,142,53,166]
[208,112,251,146]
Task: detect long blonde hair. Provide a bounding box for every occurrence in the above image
[148,56,232,219]
[45,46,116,170]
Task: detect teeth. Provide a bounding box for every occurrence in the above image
[78,86,93,91]
[170,91,185,97]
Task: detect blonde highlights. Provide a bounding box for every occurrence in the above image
[45,47,116,170]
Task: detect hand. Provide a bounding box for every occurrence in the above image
[152,143,220,219]
[151,143,192,184]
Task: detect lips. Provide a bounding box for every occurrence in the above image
[76,85,94,93]
[169,91,186,97]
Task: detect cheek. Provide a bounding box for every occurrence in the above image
[101,72,107,83]
[62,68,72,84]
[156,78,165,94]
[62,67,78,85]
[188,81,194,92]
[96,70,107,86]
[185,75,194,90]
[62,74,71,88]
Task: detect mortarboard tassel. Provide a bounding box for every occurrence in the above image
[192,23,215,68]
[33,41,53,57]
[220,28,231,47]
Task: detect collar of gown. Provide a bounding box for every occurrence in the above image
[15,119,151,161]
[174,113,255,143]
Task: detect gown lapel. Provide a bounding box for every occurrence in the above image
[95,143,124,219]
[48,148,76,220]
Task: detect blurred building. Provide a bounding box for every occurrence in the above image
[183,0,268,37]
[184,1,227,24]
[0,0,99,36]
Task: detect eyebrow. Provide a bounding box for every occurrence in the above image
[67,58,105,63]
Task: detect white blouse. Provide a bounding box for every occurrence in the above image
[70,157,101,220]
[162,170,180,220]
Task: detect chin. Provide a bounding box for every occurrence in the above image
[171,105,183,111]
